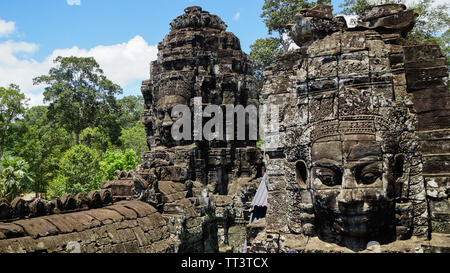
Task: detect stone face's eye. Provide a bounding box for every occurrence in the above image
[158,111,165,119]
[356,162,382,185]
[361,172,379,184]
[315,167,342,187]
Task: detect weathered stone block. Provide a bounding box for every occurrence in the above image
[308,55,338,79]
[14,218,58,239]
[121,200,157,218]
[0,223,24,239]
[105,204,138,220]
[422,155,450,174]
[339,51,370,76]
[86,208,124,225]
[44,214,84,234]
[307,32,342,57]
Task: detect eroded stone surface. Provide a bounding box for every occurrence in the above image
[0,200,176,253]
[0,4,448,254]
[247,4,449,253]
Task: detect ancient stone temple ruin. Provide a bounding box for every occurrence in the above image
[0,6,263,253]
[246,4,450,253]
[138,5,263,252]
[0,4,448,253]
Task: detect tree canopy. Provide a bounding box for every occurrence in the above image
[99,149,140,181]
[11,106,72,194]
[250,37,284,88]
[261,0,331,45]
[0,155,33,202]
[33,56,122,145]
[48,144,101,196]
[0,56,147,198]
[0,84,28,158]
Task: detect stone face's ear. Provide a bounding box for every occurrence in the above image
[392,154,407,199]
[394,154,406,181]
[295,160,308,189]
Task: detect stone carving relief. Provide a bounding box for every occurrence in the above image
[247,4,449,253]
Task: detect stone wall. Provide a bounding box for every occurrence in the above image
[404,40,450,234]
[0,200,178,253]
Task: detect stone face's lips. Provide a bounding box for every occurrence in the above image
[335,214,371,237]
[340,212,370,218]
[339,215,369,225]
[327,208,374,221]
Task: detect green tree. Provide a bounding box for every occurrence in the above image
[250,38,284,88]
[434,29,450,66]
[339,0,384,18]
[0,155,33,202]
[0,84,28,158]
[11,106,72,194]
[261,0,331,50]
[117,96,144,129]
[33,56,122,145]
[408,0,450,40]
[80,126,111,155]
[119,121,147,159]
[100,149,140,181]
[48,144,101,196]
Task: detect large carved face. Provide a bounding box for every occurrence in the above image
[308,133,400,248]
[154,95,188,147]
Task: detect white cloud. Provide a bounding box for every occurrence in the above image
[67,0,81,6]
[0,36,158,106]
[0,19,16,37]
[233,12,241,21]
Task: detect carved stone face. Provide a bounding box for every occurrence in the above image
[309,134,397,249]
[154,95,188,147]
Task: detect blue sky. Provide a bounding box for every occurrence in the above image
[0,0,346,105]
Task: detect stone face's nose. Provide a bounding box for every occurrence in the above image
[337,189,365,210]
[342,168,358,189]
[162,111,173,127]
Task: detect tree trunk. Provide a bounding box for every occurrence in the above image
[35,179,39,199]
[0,131,5,159]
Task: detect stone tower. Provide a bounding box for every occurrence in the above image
[138,6,264,252]
[247,4,450,253]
